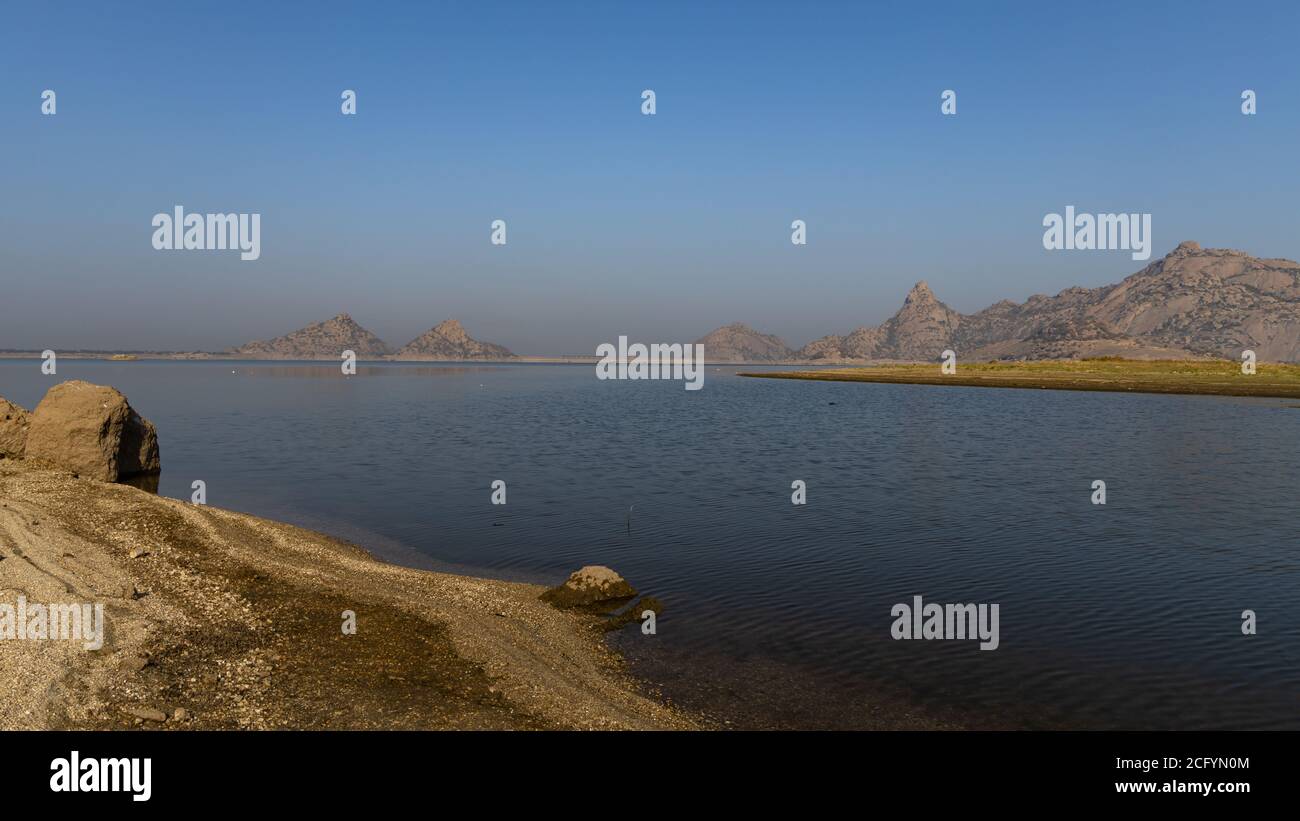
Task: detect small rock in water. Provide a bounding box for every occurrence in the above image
[540,565,637,610]
[172,708,190,722]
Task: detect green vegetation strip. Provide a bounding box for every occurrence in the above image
[739,359,1300,399]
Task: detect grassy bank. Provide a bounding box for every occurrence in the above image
[740,358,1300,399]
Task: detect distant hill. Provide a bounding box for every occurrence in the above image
[394,320,514,360]
[230,313,392,359]
[796,242,1300,362]
[694,323,795,362]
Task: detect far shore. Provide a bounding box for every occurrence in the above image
[0,351,851,366]
[740,358,1300,400]
[0,351,599,364]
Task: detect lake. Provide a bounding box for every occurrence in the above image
[2,359,1296,729]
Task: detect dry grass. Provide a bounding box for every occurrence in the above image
[741,358,1300,399]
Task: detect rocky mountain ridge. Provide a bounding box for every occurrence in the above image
[697,242,1300,362]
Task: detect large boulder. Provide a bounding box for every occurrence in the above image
[0,397,29,459]
[540,565,637,610]
[23,381,160,482]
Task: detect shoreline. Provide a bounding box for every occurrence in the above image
[0,352,857,366]
[740,359,1300,400]
[0,459,697,730]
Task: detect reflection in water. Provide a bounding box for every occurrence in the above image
[118,472,160,494]
[242,365,509,378]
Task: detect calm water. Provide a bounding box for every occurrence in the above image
[3,360,1298,729]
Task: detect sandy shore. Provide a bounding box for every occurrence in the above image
[0,460,696,730]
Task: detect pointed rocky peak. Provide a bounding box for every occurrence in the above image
[430,319,470,343]
[880,279,962,360]
[894,280,959,322]
[1173,240,1201,253]
[322,313,371,333]
[904,280,937,305]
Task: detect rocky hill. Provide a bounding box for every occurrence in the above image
[796,242,1300,362]
[230,314,392,359]
[394,319,514,360]
[695,323,795,362]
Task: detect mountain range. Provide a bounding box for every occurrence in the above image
[214,242,1300,363]
[229,314,515,360]
[697,242,1300,362]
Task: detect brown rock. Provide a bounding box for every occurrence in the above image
[120,655,151,674]
[0,397,29,459]
[540,565,637,610]
[121,705,167,722]
[23,381,160,482]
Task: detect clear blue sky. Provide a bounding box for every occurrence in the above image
[3,1,1297,353]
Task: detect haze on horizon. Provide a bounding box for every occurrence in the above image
[3,1,1298,355]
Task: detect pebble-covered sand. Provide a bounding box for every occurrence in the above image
[0,460,696,730]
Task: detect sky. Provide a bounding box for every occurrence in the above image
[2,0,1298,354]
